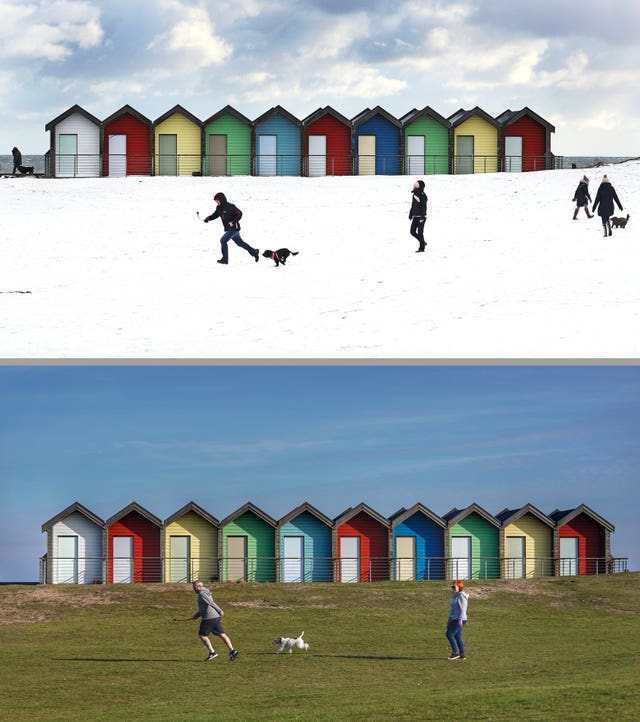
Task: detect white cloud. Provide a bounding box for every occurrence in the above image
[147,1,232,71]
[0,0,104,61]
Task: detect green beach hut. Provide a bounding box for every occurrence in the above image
[444,503,500,580]
[202,105,252,176]
[400,106,451,175]
[219,503,276,582]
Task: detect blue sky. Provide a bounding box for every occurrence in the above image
[1,364,638,581]
[2,0,639,154]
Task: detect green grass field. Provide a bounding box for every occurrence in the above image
[1,574,638,721]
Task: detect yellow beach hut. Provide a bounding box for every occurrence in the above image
[496,504,555,578]
[153,104,203,176]
[448,106,500,174]
[162,501,219,583]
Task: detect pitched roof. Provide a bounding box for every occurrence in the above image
[388,502,445,528]
[45,104,102,131]
[42,501,104,532]
[153,104,202,127]
[400,105,451,128]
[351,105,402,128]
[164,501,219,527]
[105,501,162,528]
[496,106,555,132]
[219,501,277,528]
[442,502,500,528]
[202,105,252,127]
[548,504,614,532]
[277,501,333,527]
[333,502,390,528]
[102,104,152,127]
[447,106,500,129]
[495,503,554,528]
[302,105,351,128]
[253,105,302,127]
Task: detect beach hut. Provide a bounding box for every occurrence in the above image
[104,502,162,583]
[253,106,302,177]
[45,104,101,178]
[162,502,219,583]
[352,106,402,175]
[302,106,352,176]
[389,503,446,580]
[219,503,277,582]
[41,502,104,584]
[549,504,614,576]
[202,105,252,176]
[443,503,500,580]
[276,502,333,582]
[448,107,500,174]
[495,504,555,579]
[400,106,451,175]
[153,105,202,176]
[333,503,390,582]
[496,107,555,172]
[101,104,153,177]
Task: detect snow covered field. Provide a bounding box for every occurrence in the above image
[1,163,638,358]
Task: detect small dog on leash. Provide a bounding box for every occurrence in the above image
[262,248,299,266]
[611,214,630,229]
[272,631,310,654]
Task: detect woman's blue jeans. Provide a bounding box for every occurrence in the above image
[446,619,467,656]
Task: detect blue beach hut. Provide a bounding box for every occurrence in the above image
[253,105,302,176]
[352,106,402,175]
[277,502,333,582]
[390,503,446,580]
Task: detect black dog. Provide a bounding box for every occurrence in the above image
[262,248,299,266]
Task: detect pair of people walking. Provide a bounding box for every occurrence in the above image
[573,174,624,236]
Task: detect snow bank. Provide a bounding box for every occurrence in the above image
[1,163,638,358]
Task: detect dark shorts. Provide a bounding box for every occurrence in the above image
[199,617,224,637]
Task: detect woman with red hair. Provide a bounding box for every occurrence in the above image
[446,581,469,660]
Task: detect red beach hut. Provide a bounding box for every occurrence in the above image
[102,105,153,176]
[334,503,390,582]
[302,106,352,176]
[105,502,162,583]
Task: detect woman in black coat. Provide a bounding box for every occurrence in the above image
[572,175,593,219]
[592,175,623,237]
[409,180,428,252]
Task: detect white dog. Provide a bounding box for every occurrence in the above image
[272,631,310,654]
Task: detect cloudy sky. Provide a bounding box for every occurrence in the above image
[1,365,638,581]
[2,0,639,155]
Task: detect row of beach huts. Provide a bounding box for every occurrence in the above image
[43,103,556,178]
[40,500,622,585]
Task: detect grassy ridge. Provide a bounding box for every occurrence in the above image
[1,574,638,721]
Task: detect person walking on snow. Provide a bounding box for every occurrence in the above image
[572,175,593,219]
[592,174,623,237]
[174,580,239,662]
[204,192,259,265]
[409,180,428,252]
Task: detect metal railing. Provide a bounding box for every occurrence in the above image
[39,554,629,584]
[41,152,568,177]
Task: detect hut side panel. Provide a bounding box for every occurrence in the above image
[337,511,389,582]
[154,113,201,176]
[204,113,252,176]
[394,514,445,580]
[223,512,275,582]
[279,510,333,582]
[504,514,553,578]
[108,512,161,583]
[558,513,606,575]
[103,112,152,176]
[356,116,401,175]
[164,511,218,583]
[503,115,548,172]
[305,114,352,176]
[404,117,449,175]
[50,511,103,584]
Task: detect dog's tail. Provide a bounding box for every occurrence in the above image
[299,631,304,638]
[291,251,299,256]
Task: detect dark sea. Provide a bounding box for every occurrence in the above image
[0,154,637,176]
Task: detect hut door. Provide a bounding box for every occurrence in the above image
[108,134,127,177]
[358,135,376,176]
[505,536,525,579]
[113,536,133,583]
[505,136,523,172]
[340,536,360,582]
[258,134,277,176]
[209,134,227,176]
[169,535,191,583]
[58,134,78,177]
[227,536,247,581]
[451,536,471,579]
[559,537,579,576]
[56,535,78,584]
[283,536,304,582]
[395,536,416,581]
[308,135,326,177]
[158,134,177,176]
[456,135,474,174]
[407,136,425,175]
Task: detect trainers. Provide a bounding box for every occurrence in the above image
[217,259,228,265]
[229,649,238,662]
[458,655,467,660]
[205,651,218,661]
[254,250,259,262]
[447,653,460,660]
